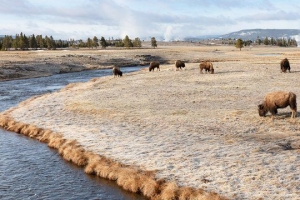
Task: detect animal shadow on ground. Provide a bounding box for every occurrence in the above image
[289,70,300,73]
[270,111,300,119]
[214,70,245,74]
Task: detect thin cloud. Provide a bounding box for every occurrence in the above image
[238,10,300,21]
[0,0,299,40]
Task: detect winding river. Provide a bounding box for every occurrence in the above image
[0,67,145,200]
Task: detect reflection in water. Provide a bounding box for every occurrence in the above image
[0,67,146,200]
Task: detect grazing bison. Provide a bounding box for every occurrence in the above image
[280,58,290,73]
[149,61,160,72]
[175,60,185,70]
[258,91,297,119]
[112,67,122,77]
[199,61,214,74]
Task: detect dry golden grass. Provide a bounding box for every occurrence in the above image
[1,45,300,199]
[158,182,179,200]
[58,140,88,166]
[47,134,66,149]
[0,115,228,199]
[116,168,140,193]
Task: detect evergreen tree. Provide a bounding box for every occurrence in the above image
[56,39,63,48]
[45,36,49,49]
[263,37,269,45]
[133,37,142,48]
[29,34,37,49]
[50,36,56,50]
[87,37,93,48]
[19,32,25,50]
[270,37,275,45]
[93,36,99,49]
[256,36,262,45]
[100,36,108,49]
[123,35,133,48]
[115,39,124,47]
[36,35,44,49]
[12,34,20,49]
[1,35,12,51]
[22,34,29,50]
[79,39,85,47]
[151,37,157,48]
[235,38,243,51]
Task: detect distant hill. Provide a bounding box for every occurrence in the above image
[219,29,300,41]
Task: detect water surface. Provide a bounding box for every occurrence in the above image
[0,67,146,200]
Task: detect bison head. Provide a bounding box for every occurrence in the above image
[258,104,267,117]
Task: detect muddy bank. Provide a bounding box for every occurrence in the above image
[0,49,163,81]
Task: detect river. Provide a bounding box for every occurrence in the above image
[0,67,146,200]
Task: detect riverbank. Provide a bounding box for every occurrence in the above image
[1,45,300,199]
[0,47,159,81]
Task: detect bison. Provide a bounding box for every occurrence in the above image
[280,58,290,73]
[149,61,160,72]
[258,91,297,119]
[175,60,185,70]
[199,61,214,74]
[112,67,122,77]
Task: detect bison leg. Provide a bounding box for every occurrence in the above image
[290,106,297,118]
[289,93,297,118]
[269,108,277,117]
[291,109,297,118]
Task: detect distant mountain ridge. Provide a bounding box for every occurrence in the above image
[218,29,300,41]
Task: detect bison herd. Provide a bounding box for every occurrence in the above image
[112,57,297,119]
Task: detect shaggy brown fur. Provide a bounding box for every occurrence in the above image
[112,67,122,77]
[175,60,185,70]
[149,61,160,72]
[280,58,290,73]
[200,61,214,74]
[258,91,297,118]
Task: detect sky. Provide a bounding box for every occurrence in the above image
[0,0,300,41]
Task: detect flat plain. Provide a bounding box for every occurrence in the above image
[1,43,300,199]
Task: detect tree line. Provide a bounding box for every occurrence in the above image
[0,32,69,51]
[0,32,158,51]
[254,36,297,47]
[233,36,297,50]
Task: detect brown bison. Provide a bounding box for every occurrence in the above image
[258,91,297,119]
[175,60,185,70]
[149,61,160,72]
[280,58,290,73]
[112,67,122,77]
[199,61,214,74]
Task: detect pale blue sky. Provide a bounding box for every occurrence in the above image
[0,0,299,40]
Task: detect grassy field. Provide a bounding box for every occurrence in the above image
[1,44,300,199]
